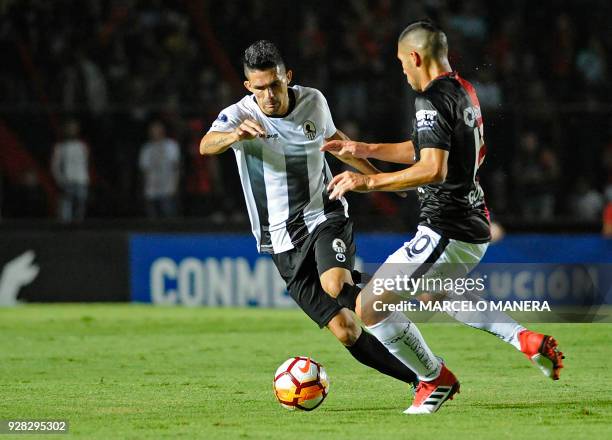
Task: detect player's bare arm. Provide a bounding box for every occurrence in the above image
[199,119,266,155]
[321,139,416,165]
[327,147,447,200]
[325,130,382,175]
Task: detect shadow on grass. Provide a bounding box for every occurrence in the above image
[323,406,400,412]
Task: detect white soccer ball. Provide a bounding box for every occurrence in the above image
[273,356,330,411]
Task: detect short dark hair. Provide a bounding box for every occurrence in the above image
[243,40,285,77]
[398,19,448,59]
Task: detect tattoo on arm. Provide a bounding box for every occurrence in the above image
[209,135,230,148]
[203,133,236,154]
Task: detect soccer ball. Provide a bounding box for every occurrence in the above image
[273,356,329,411]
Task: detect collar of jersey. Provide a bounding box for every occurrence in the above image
[424,71,456,91]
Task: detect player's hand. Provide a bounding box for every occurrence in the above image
[320,140,371,159]
[327,171,371,200]
[234,119,265,141]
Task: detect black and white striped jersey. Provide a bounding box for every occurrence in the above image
[208,85,348,254]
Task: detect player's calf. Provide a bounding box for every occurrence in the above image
[327,310,361,346]
[328,309,418,386]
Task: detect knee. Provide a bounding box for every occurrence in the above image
[320,277,345,298]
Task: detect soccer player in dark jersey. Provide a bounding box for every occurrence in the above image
[200,40,420,392]
[321,21,564,414]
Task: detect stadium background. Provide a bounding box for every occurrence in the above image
[0,0,610,304]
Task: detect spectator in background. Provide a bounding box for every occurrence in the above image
[448,0,487,41]
[1,1,610,225]
[330,33,369,124]
[576,36,607,89]
[569,178,604,221]
[51,120,90,223]
[513,132,560,220]
[139,120,181,218]
[62,50,108,116]
[473,67,502,109]
[296,12,330,91]
[184,119,223,219]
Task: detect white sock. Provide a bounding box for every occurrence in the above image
[443,291,525,350]
[367,311,441,381]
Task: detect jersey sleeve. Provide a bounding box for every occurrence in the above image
[414,95,453,150]
[317,90,337,139]
[208,102,245,134]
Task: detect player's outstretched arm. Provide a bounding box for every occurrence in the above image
[325,131,408,198]
[200,119,265,155]
[325,130,381,175]
[327,148,447,200]
[321,139,416,165]
[367,147,448,191]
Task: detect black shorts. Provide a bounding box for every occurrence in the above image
[271,216,356,328]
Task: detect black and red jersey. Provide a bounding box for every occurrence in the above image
[411,71,491,243]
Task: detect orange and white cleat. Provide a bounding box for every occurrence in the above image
[518,330,564,380]
[404,364,460,414]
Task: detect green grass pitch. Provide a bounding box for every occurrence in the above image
[0,305,610,439]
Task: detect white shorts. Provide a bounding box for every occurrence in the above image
[374,225,489,298]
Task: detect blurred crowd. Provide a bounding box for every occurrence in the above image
[0,0,610,232]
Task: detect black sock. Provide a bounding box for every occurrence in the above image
[346,330,418,384]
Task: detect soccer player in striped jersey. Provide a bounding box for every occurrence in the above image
[200,40,422,390]
[322,20,564,414]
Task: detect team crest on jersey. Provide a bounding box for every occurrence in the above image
[333,238,347,262]
[302,120,317,140]
[332,238,346,253]
[216,113,228,123]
